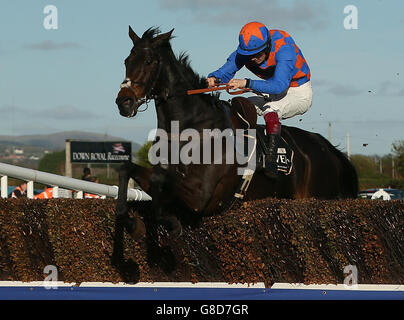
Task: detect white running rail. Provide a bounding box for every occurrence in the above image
[0,162,151,201]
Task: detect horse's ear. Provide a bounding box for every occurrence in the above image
[152,28,174,47]
[129,26,140,45]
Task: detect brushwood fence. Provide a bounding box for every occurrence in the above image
[0,197,403,286]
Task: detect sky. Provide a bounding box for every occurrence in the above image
[0,0,403,156]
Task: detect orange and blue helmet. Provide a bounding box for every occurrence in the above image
[237,22,270,56]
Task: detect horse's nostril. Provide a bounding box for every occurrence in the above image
[123,98,133,107]
[116,97,134,108]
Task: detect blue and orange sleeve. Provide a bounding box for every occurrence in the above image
[207,51,245,83]
[248,46,296,94]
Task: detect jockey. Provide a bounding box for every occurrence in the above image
[207,21,313,177]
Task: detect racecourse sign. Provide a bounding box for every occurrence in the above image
[70,141,132,163]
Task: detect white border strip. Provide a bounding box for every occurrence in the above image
[1,281,403,291]
[0,281,76,287]
[80,282,266,288]
[271,283,404,291]
[0,281,266,289]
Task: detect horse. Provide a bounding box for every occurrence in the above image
[113,26,358,246]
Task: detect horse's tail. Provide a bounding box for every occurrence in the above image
[316,134,359,198]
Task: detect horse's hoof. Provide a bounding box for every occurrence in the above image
[165,216,183,239]
[128,217,146,241]
[171,224,183,239]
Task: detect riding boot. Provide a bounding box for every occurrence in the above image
[265,133,281,178]
[264,112,281,179]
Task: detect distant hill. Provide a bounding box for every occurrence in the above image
[0,131,142,151]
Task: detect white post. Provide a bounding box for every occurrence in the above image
[1,176,8,198]
[65,140,72,178]
[53,186,59,198]
[27,181,34,199]
[76,191,83,199]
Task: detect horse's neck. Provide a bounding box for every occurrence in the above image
[155,51,222,133]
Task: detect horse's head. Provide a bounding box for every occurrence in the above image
[115,26,174,118]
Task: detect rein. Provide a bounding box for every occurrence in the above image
[187,83,270,102]
[187,83,251,96]
[121,61,254,112]
[121,79,252,108]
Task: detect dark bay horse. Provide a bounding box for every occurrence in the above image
[114,27,358,243]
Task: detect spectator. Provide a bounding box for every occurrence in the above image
[33,185,53,199]
[11,182,27,198]
[82,167,92,181]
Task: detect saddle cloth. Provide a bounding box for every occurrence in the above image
[255,125,294,175]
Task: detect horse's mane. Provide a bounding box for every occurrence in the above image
[141,27,167,41]
[177,52,207,89]
[142,27,207,90]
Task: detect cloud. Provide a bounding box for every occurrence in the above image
[397,88,404,96]
[327,84,362,96]
[0,104,27,116]
[24,40,82,51]
[373,80,404,97]
[311,78,333,87]
[317,79,404,98]
[42,105,101,120]
[377,80,393,95]
[159,0,328,30]
[0,104,100,120]
[311,78,363,96]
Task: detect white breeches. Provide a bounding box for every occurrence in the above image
[248,81,313,120]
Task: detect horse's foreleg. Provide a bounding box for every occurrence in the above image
[129,163,153,194]
[149,169,182,238]
[113,162,132,265]
[115,162,148,241]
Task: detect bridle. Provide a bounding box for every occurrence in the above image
[119,78,155,112]
[119,47,162,112]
